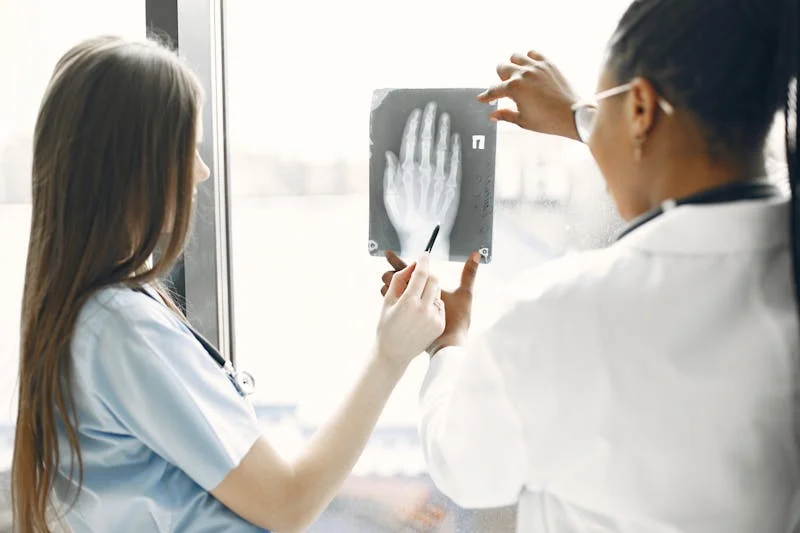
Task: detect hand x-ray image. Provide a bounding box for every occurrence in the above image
[368,89,497,263]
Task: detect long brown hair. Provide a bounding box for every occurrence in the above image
[11,35,203,532]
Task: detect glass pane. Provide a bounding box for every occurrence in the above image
[226,1,629,530]
[0,0,144,472]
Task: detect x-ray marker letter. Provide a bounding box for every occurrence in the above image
[472,135,485,150]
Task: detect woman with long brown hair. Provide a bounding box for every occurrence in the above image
[11,36,447,533]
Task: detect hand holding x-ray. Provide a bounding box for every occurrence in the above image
[384,102,461,259]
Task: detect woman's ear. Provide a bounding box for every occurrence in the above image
[627,77,660,141]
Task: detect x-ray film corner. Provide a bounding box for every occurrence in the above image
[371,88,391,111]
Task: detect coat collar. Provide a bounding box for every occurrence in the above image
[614,197,790,255]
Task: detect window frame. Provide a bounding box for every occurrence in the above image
[147,0,237,362]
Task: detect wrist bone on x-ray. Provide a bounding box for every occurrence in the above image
[368,88,497,263]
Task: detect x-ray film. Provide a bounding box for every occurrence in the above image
[368,88,497,263]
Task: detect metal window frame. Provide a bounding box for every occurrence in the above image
[146,0,236,362]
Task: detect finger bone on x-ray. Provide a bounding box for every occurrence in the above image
[400,108,421,168]
[431,111,450,215]
[448,133,461,185]
[435,133,460,214]
[432,135,459,215]
[388,103,462,224]
[418,104,436,211]
[419,102,437,173]
[383,151,403,222]
[434,112,450,177]
[369,88,496,264]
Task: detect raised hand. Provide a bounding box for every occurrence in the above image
[478,50,580,141]
[384,102,461,259]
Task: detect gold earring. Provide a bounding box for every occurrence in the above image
[634,135,646,162]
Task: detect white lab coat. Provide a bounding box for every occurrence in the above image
[420,197,800,533]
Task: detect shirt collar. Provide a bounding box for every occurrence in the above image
[614,197,790,255]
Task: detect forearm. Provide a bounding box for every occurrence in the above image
[420,345,526,509]
[288,348,405,528]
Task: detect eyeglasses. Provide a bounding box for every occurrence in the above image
[571,82,675,144]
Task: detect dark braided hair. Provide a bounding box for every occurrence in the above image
[608,0,798,298]
[608,0,794,160]
[607,0,800,444]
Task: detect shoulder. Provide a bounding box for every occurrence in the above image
[484,245,649,349]
[507,245,639,308]
[75,285,182,337]
[475,247,650,396]
[68,284,230,404]
[71,285,191,364]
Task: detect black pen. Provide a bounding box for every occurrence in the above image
[424,224,440,253]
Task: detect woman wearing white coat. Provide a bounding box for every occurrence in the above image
[380,0,800,531]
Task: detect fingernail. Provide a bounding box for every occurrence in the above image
[471,252,480,264]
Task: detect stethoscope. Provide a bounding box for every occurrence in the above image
[133,287,256,397]
[125,178,778,397]
[615,178,783,241]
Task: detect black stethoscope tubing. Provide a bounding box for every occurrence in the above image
[133,287,256,396]
[615,178,782,241]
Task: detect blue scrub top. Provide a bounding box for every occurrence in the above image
[54,285,269,532]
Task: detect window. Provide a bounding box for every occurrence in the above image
[0,0,145,472]
[0,1,789,531]
[223,1,629,530]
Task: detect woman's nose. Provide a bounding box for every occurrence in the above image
[195,153,210,183]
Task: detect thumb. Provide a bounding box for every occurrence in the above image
[490,108,520,126]
[459,252,480,294]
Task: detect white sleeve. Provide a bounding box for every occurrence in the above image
[419,326,529,509]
